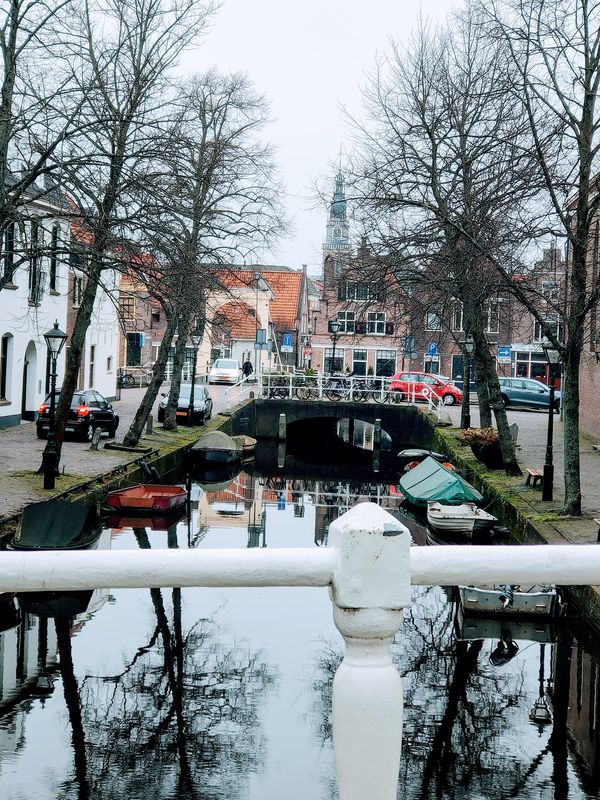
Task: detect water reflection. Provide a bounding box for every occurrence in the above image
[2,458,600,799]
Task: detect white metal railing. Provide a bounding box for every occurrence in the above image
[2,502,600,800]
[255,373,453,418]
[225,374,254,410]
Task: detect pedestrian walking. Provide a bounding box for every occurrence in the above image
[242,358,254,379]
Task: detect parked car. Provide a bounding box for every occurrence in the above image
[498,377,561,412]
[157,383,213,425]
[388,371,463,405]
[208,358,241,385]
[36,389,119,441]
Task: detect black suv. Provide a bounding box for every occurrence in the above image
[36,390,119,441]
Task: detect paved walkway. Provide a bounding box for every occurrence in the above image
[0,384,231,523]
[445,403,600,543]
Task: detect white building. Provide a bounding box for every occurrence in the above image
[0,186,70,428]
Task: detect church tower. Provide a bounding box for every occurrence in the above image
[323,170,352,287]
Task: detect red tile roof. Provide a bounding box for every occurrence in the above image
[262,269,303,330]
[214,301,261,339]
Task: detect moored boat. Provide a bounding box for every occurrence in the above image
[10,499,102,550]
[104,503,188,531]
[398,457,483,508]
[231,434,257,455]
[426,501,497,535]
[105,484,187,512]
[189,430,242,465]
[458,584,560,617]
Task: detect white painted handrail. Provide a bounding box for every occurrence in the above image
[3,501,600,800]
[3,542,600,593]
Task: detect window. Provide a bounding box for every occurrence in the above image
[126,333,143,366]
[542,280,558,301]
[28,219,42,304]
[424,357,440,374]
[106,356,113,373]
[425,310,441,331]
[452,302,463,332]
[73,275,83,307]
[376,349,396,376]
[49,225,59,291]
[534,313,562,342]
[337,311,355,333]
[120,296,136,320]
[486,301,499,334]
[89,345,95,387]
[324,347,343,374]
[342,281,382,302]
[352,349,367,376]
[3,223,15,282]
[0,334,12,399]
[367,312,386,335]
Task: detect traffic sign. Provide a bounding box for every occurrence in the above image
[281,332,294,353]
[427,342,438,357]
[497,345,512,364]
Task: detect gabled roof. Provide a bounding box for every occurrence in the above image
[261,269,303,330]
[213,301,261,339]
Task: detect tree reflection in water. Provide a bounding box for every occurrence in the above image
[309,586,562,800]
[76,527,277,799]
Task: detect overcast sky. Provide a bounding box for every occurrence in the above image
[182,0,455,274]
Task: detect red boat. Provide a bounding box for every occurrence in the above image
[104,505,187,531]
[105,484,188,512]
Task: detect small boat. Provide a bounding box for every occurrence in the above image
[426,501,497,535]
[105,484,187,512]
[458,584,560,617]
[104,504,187,531]
[231,434,257,455]
[10,499,102,550]
[399,457,483,508]
[398,448,448,464]
[17,590,94,620]
[189,430,242,466]
[455,606,556,645]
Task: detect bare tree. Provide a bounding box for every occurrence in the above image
[476,0,600,513]
[349,11,544,473]
[50,0,216,457]
[121,70,286,445]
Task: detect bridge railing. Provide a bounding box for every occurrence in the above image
[2,501,599,800]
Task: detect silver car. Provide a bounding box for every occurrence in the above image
[498,377,561,412]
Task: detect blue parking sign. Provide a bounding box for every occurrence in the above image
[427,342,438,357]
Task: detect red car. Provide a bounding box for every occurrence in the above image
[388,371,463,405]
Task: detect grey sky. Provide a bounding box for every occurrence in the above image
[183,0,454,274]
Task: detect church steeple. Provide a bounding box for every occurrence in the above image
[324,169,351,258]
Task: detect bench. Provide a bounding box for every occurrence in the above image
[525,467,544,488]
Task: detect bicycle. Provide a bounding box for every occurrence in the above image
[117,369,135,388]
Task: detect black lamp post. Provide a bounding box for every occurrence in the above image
[541,339,560,501]
[460,333,475,429]
[41,320,68,490]
[329,318,342,375]
[187,327,202,426]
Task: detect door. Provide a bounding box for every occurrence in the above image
[451,354,475,393]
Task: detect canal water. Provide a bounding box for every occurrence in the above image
[1,457,599,799]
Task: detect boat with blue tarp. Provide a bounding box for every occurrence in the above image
[398,456,483,507]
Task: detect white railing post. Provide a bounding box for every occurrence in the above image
[328,502,411,800]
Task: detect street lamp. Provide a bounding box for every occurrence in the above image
[328,318,342,375]
[187,326,202,426]
[541,339,561,501]
[41,320,68,490]
[460,333,475,429]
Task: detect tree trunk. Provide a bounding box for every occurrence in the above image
[474,334,521,476]
[163,313,191,430]
[562,345,581,515]
[473,353,492,428]
[122,312,177,447]
[52,263,102,457]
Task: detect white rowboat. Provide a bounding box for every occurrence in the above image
[426,501,497,535]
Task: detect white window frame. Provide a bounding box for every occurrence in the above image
[337,311,355,333]
[367,312,386,335]
[534,313,561,342]
[486,301,499,334]
[452,301,463,332]
[425,310,442,331]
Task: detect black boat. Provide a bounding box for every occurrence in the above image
[10,499,102,550]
